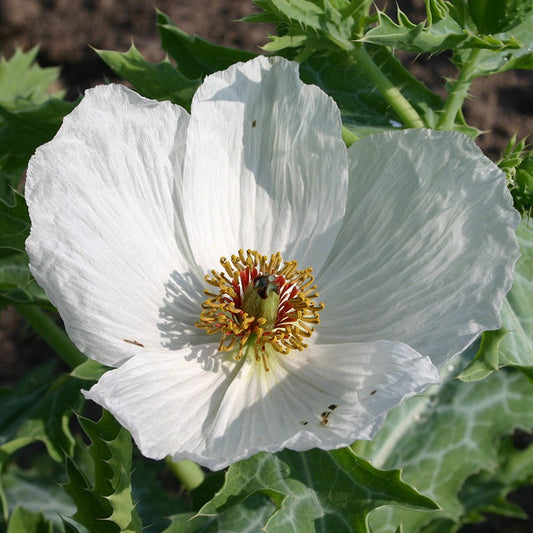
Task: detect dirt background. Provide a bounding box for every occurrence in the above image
[0,0,532,531]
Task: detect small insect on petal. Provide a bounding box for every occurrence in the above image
[123,339,145,348]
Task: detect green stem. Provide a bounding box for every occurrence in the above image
[352,44,425,129]
[436,48,480,130]
[165,457,205,491]
[342,125,359,147]
[14,303,86,368]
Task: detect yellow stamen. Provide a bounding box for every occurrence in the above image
[195,249,323,371]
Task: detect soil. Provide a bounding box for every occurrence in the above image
[0,1,532,531]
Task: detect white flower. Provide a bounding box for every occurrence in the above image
[25,56,519,471]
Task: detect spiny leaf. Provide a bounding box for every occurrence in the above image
[0,47,63,110]
[356,357,533,532]
[504,140,533,216]
[0,99,74,199]
[452,9,533,76]
[0,49,69,199]
[164,495,273,533]
[362,8,521,53]
[250,0,365,52]
[96,45,199,109]
[198,447,436,532]
[157,11,255,80]
[63,456,116,533]
[63,411,141,533]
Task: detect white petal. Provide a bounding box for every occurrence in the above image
[183,56,348,274]
[26,85,206,366]
[317,129,520,367]
[84,340,439,471]
[84,345,234,464]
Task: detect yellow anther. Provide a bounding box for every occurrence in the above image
[196,249,323,371]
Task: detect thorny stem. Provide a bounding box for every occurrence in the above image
[14,303,86,368]
[165,457,206,491]
[352,43,425,129]
[436,48,481,130]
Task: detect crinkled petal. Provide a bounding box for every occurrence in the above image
[183,55,348,273]
[26,85,206,366]
[317,129,520,367]
[84,340,439,471]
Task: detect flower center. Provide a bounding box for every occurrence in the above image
[196,249,324,371]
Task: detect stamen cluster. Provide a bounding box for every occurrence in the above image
[196,249,323,370]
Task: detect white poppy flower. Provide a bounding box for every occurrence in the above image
[25,56,519,471]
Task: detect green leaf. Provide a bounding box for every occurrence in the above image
[498,135,533,215]
[0,253,48,306]
[60,519,82,533]
[156,11,256,79]
[96,45,199,109]
[0,192,29,256]
[458,218,533,381]
[458,435,533,524]
[452,9,533,76]
[162,512,213,533]
[70,359,110,382]
[0,49,68,199]
[514,154,533,216]
[461,218,533,382]
[0,48,63,110]
[498,219,533,369]
[0,368,82,461]
[0,99,74,199]
[467,0,533,34]
[252,0,358,51]
[457,328,506,381]
[131,460,191,533]
[6,506,52,533]
[165,494,274,532]
[355,357,533,532]
[63,410,142,533]
[198,448,436,532]
[362,8,521,53]
[0,198,42,306]
[249,0,376,53]
[2,462,75,530]
[0,366,82,519]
